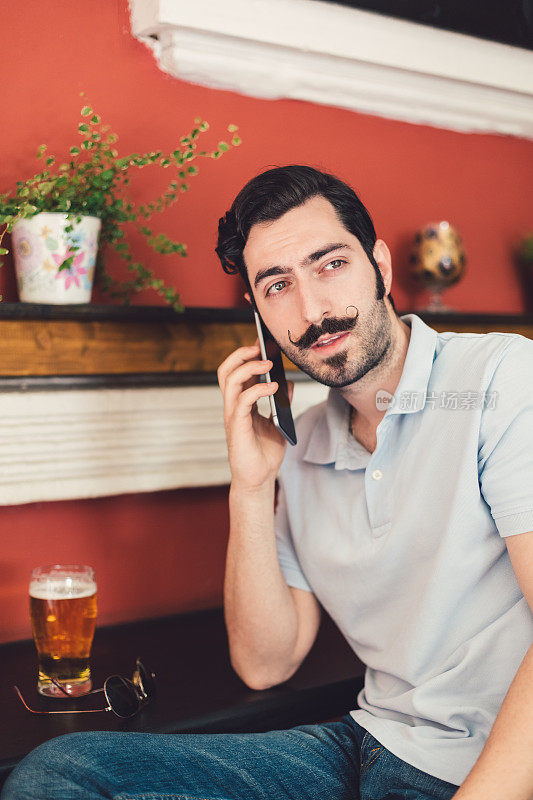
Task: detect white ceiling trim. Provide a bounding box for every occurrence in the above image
[129,0,533,138]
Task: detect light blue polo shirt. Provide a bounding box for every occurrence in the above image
[274,313,533,786]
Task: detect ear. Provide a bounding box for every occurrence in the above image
[244,292,252,305]
[373,239,393,296]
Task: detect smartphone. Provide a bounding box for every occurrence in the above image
[253,309,297,446]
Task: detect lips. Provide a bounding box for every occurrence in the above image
[312,331,350,349]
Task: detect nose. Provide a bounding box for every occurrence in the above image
[295,282,331,331]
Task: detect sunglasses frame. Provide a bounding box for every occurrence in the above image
[14,657,155,719]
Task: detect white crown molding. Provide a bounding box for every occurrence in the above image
[129,0,533,138]
[0,381,327,505]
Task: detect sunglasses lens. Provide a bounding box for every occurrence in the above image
[105,676,140,718]
[135,659,156,698]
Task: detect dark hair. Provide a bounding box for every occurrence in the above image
[215,165,395,312]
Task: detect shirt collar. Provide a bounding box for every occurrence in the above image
[302,313,438,465]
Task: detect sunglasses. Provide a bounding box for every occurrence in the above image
[14,657,156,719]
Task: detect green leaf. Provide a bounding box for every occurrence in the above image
[70,146,80,155]
[78,123,89,133]
[0,247,8,255]
[81,106,92,116]
[228,123,238,132]
[231,135,242,146]
[58,255,75,272]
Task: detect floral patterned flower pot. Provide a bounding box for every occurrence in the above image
[11,212,101,304]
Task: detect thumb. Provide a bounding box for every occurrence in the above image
[288,380,295,403]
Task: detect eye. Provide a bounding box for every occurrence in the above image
[324,259,346,271]
[265,280,287,297]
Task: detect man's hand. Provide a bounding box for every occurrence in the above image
[217,339,294,491]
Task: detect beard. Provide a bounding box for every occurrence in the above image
[276,295,393,389]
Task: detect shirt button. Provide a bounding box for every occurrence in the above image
[372,469,383,481]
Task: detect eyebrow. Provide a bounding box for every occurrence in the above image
[253,243,352,290]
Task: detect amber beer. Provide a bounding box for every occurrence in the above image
[29,565,97,697]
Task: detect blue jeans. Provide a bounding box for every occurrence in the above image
[1,713,460,800]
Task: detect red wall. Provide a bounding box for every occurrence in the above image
[1,488,229,642]
[1,0,532,642]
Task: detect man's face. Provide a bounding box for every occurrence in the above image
[243,195,393,389]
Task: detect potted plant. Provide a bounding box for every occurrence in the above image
[0,99,240,308]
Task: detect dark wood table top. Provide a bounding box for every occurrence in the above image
[0,607,365,782]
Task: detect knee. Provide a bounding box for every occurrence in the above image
[1,732,112,800]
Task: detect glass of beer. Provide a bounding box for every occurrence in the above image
[29,564,97,697]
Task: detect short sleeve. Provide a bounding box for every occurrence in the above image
[478,336,533,537]
[274,473,314,592]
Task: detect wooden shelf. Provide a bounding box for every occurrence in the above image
[0,304,255,377]
[0,303,532,379]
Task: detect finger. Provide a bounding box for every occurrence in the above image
[217,343,261,393]
[225,359,273,417]
[234,381,278,421]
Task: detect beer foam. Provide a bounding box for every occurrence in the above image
[29,577,96,600]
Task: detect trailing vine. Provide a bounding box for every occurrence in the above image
[0,98,240,310]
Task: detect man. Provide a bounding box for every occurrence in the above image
[215,165,533,798]
[2,166,532,800]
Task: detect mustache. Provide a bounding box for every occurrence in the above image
[288,311,359,349]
